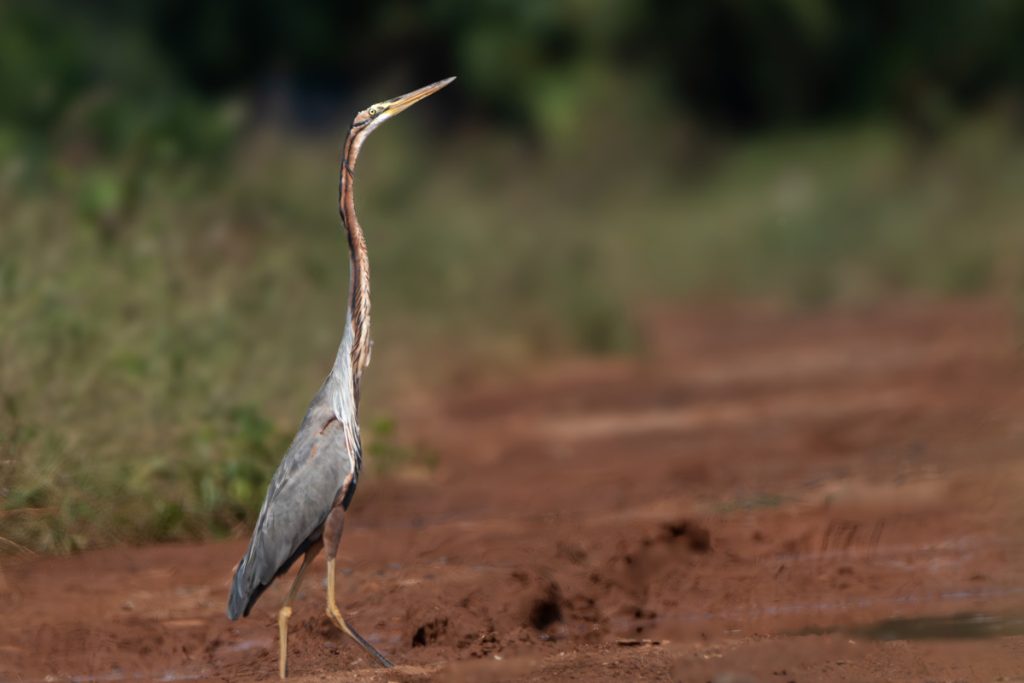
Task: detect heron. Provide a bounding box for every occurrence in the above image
[227,77,456,678]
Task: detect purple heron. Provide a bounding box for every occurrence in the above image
[227,77,455,678]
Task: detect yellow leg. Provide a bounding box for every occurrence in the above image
[278,551,316,679]
[325,557,393,667]
[278,605,291,679]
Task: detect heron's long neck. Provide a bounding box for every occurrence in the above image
[336,128,372,396]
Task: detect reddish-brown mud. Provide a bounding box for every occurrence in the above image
[3,300,1023,682]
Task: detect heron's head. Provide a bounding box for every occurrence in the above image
[352,77,456,135]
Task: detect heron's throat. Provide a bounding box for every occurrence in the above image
[339,130,373,387]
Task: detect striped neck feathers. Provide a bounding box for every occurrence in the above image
[338,126,373,391]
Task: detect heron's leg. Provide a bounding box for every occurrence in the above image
[325,556,393,667]
[278,546,320,679]
[322,506,393,668]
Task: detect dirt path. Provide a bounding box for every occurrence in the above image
[3,300,1024,682]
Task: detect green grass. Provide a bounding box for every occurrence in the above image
[1,109,1022,553]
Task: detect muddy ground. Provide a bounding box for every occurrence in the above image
[3,300,1024,682]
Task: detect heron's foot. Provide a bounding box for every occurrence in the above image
[326,605,393,668]
[278,604,293,679]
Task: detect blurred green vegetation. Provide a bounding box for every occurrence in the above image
[1,1,1022,552]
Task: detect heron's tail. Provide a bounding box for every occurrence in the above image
[227,558,257,620]
[226,538,311,620]
[227,545,274,620]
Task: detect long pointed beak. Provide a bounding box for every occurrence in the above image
[386,77,456,116]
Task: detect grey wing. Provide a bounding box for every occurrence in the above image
[227,402,359,619]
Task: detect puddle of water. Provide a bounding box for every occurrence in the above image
[855,612,1024,640]
[793,610,1024,641]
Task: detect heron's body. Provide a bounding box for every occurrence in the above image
[227,366,358,620]
[226,77,455,678]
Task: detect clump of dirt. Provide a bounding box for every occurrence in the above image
[608,519,714,591]
[575,518,718,634]
[526,582,564,630]
[556,541,588,564]
[412,617,449,647]
[403,601,494,657]
[660,519,712,552]
[399,568,572,661]
[508,569,570,636]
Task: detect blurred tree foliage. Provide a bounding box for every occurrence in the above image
[146,0,1024,131]
[0,3,238,168]
[2,0,1021,149]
